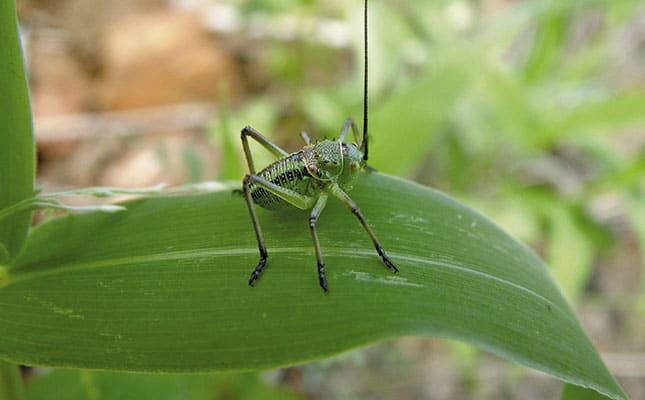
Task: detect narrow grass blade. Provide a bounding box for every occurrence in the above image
[0,1,35,261]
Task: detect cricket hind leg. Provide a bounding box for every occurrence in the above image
[309,193,329,292]
[243,174,317,287]
[338,118,361,145]
[243,174,269,286]
[329,183,398,272]
[240,126,289,174]
[239,126,302,286]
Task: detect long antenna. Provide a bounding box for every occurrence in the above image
[362,0,369,161]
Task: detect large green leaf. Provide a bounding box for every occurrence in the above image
[0,0,35,262]
[0,174,626,400]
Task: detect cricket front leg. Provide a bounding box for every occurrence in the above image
[309,193,329,292]
[338,118,361,145]
[243,174,269,286]
[329,184,399,273]
[300,131,312,145]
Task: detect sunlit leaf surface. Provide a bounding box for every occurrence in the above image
[0,174,626,400]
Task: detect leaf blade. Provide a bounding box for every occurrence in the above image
[0,174,626,400]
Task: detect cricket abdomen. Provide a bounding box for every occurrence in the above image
[249,151,322,210]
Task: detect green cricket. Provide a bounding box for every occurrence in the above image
[240,0,398,292]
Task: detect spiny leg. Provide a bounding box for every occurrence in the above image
[244,174,315,210]
[329,183,398,272]
[300,131,312,145]
[243,174,269,286]
[338,118,377,172]
[338,118,361,145]
[240,127,299,286]
[309,193,329,292]
[241,126,289,174]
[243,174,316,287]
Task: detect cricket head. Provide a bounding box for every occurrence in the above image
[303,135,366,189]
[303,139,344,181]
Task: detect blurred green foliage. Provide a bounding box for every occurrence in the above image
[25,370,302,400]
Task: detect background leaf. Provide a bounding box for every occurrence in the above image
[0,0,35,262]
[24,370,301,400]
[0,360,23,400]
[0,174,626,400]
